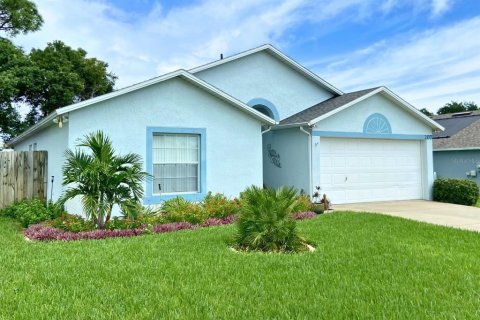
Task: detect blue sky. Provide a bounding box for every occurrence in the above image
[13,0,480,112]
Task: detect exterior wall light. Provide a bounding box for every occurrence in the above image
[53,115,69,128]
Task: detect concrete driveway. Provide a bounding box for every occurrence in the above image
[334,200,480,232]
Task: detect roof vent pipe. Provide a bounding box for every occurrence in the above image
[220,53,223,60]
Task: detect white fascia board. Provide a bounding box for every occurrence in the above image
[380,87,444,131]
[189,44,343,96]
[7,111,58,146]
[180,71,276,125]
[271,122,310,130]
[308,87,445,132]
[307,87,383,126]
[10,70,275,146]
[57,69,275,125]
[56,70,189,115]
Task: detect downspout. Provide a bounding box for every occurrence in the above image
[261,126,272,135]
[299,126,312,198]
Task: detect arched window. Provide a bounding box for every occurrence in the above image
[363,113,392,134]
[247,98,280,121]
[252,104,274,119]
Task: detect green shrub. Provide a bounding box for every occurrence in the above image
[295,194,313,212]
[202,192,239,218]
[235,186,307,253]
[50,214,95,232]
[311,204,324,215]
[121,202,159,220]
[0,199,56,227]
[161,197,207,224]
[433,178,480,206]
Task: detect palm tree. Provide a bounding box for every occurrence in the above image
[58,131,149,228]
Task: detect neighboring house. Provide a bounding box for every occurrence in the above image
[8,44,444,213]
[432,111,480,184]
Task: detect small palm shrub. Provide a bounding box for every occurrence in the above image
[59,131,149,229]
[235,186,308,253]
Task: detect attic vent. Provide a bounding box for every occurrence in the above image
[452,111,472,117]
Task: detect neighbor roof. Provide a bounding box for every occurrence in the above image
[189,44,343,96]
[8,69,276,146]
[432,111,480,150]
[278,86,444,131]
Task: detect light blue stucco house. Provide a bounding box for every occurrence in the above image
[432,111,480,184]
[8,44,444,213]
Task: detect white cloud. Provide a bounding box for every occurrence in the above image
[10,0,465,112]
[14,0,313,87]
[315,17,480,111]
[431,0,453,18]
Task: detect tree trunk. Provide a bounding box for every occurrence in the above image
[105,205,112,225]
[97,215,105,229]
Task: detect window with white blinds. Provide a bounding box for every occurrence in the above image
[152,133,200,194]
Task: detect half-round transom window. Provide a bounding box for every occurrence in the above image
[363,113,392,134]
[252,104,274,119]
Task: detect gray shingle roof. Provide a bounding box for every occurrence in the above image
[279,87,379,125]
[432,110,480,150]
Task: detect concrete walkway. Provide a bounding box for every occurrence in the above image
[334,200,480,232]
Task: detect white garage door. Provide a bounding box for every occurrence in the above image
[320,138,423,204]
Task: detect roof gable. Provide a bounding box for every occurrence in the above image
[189,44,343,96]
[278,87,444,131]
[8,70,275,146]
[280,88,379,125]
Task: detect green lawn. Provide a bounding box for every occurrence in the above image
[476,198,480,208]
[2,212,480,319]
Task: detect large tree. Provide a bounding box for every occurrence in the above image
[0,0,43,37]
[0,38,29,140]
[0,40,117,140]
[437,101,478,115]
[24,41,117,118]
[0,1,117,142]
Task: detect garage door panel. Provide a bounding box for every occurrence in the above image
[320,138,423,204]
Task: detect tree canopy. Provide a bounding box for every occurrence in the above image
[25,40,117,118]
[0,0,43,37]
[0,39,117,141]
[419,108,433,117]
[437,101,478,115]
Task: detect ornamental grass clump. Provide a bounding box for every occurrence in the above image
[235,186,310,253]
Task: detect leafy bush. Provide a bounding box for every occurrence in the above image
[295,195,313,212]
[203,192,239,218]
[235,186,308,253]
[50,214,95,232]
[0,199,62,227]
[433,178,480,206]
[121,202,159,220]
[161,197,207,224]
[311,204,324,215]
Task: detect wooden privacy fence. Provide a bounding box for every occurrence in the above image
[0,151,48,209]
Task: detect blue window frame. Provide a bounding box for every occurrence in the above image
[144,127,206,204]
